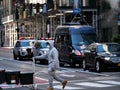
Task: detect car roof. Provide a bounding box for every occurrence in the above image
[17,40,35,42]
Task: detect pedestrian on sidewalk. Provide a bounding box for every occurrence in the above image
[34,41,67,90]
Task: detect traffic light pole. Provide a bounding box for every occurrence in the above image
[16,21,19,40]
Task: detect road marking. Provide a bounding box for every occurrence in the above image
[75,82,114,87]
[54,85,84,89]
[60,74,76,77]
[97,80,120,85]
[34,77,48,85]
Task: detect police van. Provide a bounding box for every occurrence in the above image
[54,24,98,67]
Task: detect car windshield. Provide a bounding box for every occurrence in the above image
[97,45,108,52]
[40,42,48,48]
[107,44,120,52]
[20,41,30,47]
[71,34,97,46]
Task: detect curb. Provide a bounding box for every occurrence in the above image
[0,47,13,50]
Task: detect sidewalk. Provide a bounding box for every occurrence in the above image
[0,47,13,50]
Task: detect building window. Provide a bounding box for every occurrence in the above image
[58,0,72,7]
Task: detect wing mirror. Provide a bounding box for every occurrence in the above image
[90,49,96,54]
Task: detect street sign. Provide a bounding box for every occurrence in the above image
[73,0,82,14]
[73,8,81,14]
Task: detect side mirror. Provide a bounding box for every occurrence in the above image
[90,49,96,54]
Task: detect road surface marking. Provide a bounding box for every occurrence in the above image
[97,80,120,85]
[54,85,84,89]
[75,82,114,87]
[34,77,48,85]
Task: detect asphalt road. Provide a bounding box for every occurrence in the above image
[0,47,120,90]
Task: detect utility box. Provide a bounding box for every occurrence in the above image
[0,69,6,84]
[20,72,34,85]
[5,71,20,84]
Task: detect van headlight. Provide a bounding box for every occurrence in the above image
[72,50,82,56]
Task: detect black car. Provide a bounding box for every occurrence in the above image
[83,43,120,72]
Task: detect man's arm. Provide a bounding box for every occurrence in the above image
[34,53,48,60]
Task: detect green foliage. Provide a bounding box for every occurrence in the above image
[112,34,120,44]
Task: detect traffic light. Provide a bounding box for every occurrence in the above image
[15,8,19,20]
[29,3,33,16]
[47,0,54,10]
[22,3,25,11]
[36,3,40,13]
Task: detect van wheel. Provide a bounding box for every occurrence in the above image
[70,58,75,67]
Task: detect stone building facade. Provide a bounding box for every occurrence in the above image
[0,0,120,47]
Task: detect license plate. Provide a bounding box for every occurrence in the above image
[118,63,120,66]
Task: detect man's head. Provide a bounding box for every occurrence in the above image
[47,41,54,49]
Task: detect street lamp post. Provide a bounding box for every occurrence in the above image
[15,1,20,40]
[16,21,19,40]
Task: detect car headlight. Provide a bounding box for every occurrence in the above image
[104,57,110,60]
[43,51,47,54]
[20,48,26,51]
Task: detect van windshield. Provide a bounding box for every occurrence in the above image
[71,34,97,46]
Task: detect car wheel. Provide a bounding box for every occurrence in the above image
[70,58,75,67]
[60,63,64,67]
[95,61,101,72]
[13,53,17,60]
[18,52,22,60]
[82,59,87,71]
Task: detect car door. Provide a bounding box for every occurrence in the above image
[89,44,97,67]
[14,41,20,56]
[84,45,92,66]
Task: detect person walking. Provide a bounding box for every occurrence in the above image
[34,41,67,90]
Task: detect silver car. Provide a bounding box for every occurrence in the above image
[33,40,51,63]
[13,40,35,60]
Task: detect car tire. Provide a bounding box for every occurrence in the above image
[95,61,101,72]
[82,59,87,71]
[13,53,17,60]
[60,63,64,67]
[19,56,23,60]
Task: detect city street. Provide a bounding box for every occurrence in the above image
[0,48,120,90]
[0,0,120,90]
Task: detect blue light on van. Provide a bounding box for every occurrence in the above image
[70,26,96,34]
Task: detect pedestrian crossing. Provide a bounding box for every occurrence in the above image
[53,80,120,90]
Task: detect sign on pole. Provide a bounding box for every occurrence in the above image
[73,0,82,14]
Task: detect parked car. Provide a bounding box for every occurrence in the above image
[33,39,54,63]
[54,24,98,67]
[13,40,35,60]
[83,43,120,72]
